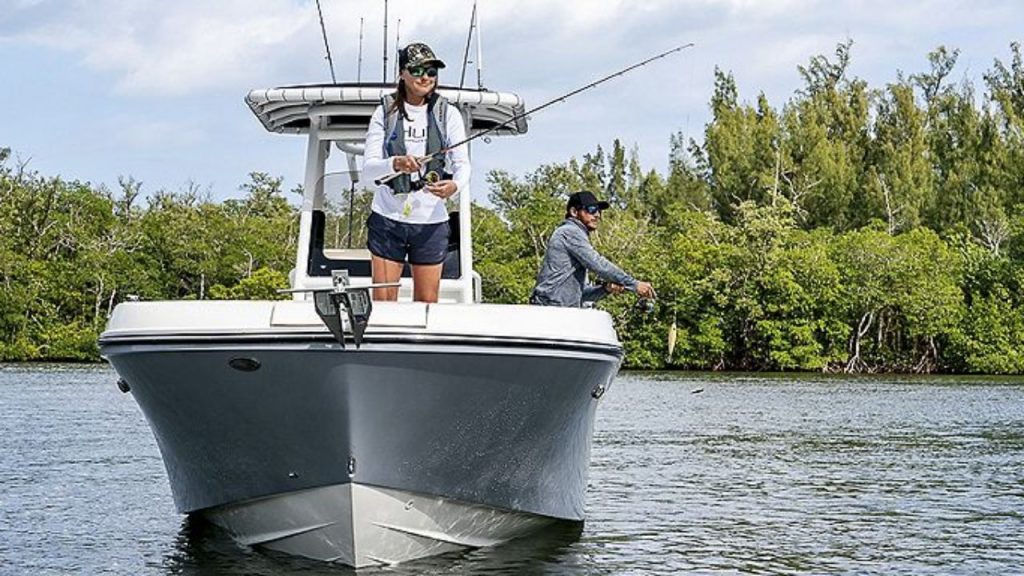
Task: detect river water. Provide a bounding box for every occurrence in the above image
[1,365,1022,575]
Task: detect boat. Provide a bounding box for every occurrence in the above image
[99,82,624,567]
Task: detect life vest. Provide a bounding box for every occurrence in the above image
[380,92,450,194]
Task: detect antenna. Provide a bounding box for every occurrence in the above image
[315,0,337,83]
[459,1,476,89]
[394,18,402,79]
[475,2,484,88]
[357,17,364,82]
[382,0,389,82]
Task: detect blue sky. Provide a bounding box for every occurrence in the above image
[2,0,1022,202]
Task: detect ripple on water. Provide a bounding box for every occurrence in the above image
[1,365,1023,574]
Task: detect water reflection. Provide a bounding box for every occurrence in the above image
[4,366,1024,574]
[161,516,322,576]
[161,516,586,575]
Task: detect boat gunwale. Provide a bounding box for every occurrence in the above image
[98,331,624,358]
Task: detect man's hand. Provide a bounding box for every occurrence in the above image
[392,155,422,173]
[426,180,458,199]
[635,281,656,299]
[605,282,626,295]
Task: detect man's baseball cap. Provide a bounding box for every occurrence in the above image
[566,191,611,212]
[399,43,446,70]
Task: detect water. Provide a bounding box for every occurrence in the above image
[2,365,1023,575]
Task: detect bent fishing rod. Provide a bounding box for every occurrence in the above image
[374,42,695,187]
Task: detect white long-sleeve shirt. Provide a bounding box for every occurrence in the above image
[361,100,470,224]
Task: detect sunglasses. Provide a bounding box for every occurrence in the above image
[406,65,438,78]
[582,205,602,215]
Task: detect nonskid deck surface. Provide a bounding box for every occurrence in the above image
[205,483,554,567]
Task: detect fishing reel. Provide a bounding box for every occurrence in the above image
[611,296,655,323]
[635,297,656,314]
[601,278,656,314]
[409,170,452,191]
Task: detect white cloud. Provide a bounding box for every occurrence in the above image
[6,0,1021,99]
[10,0,316,95]
[3,0,1023,194]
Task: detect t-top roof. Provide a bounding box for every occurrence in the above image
[245,82,528,138]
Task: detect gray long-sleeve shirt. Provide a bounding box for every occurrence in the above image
[529,218,639,307]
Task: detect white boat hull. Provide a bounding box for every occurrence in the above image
[207,482,554,567]
[101,300,622,566]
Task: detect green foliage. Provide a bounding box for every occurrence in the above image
[209,267,290,300]
[0,157,295,361]
[472,205,539,303]
[3,41,1024,374]
[465,40,1024,374]
[39,321,100,361]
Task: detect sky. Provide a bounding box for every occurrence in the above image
[1,0,1022,203]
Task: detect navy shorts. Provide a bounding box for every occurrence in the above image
[367,211,450,265]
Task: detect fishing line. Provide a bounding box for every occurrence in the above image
[374,42,696,186]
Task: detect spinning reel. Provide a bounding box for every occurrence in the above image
[410,170,443,191]
[400,169,452,193]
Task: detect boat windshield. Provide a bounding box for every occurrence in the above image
[307,172,461,280]
[322,172,371,252]
[307,171,375,278]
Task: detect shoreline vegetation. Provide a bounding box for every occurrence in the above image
[2,41,1024,373]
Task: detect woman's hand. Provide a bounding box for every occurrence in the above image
[392,155,421,174]
[426,180,458,199]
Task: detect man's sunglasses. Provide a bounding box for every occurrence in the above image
[582,205,602,215]
[406,65,438,78]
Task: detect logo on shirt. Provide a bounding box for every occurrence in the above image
[405,125,426,142]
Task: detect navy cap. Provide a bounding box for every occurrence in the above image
[567,191,611,212]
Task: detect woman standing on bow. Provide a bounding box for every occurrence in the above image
[362,42,470,303]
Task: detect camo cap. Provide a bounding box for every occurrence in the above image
[399,42,446,70]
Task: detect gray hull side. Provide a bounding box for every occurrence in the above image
[104,342,619,521]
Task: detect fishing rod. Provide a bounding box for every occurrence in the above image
[374,42,695,187]
[314,0,337,84]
